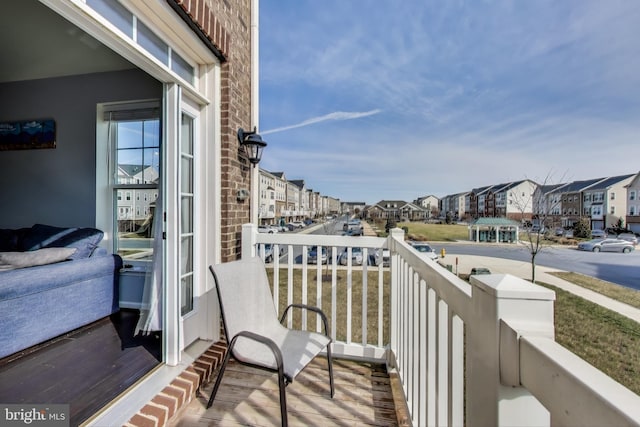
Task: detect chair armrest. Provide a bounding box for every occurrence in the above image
[280,304,330,338]
[230,330,285,374]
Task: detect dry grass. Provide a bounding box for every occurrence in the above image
[266,268,390,345]
[539,282,640,395]
[549,271,640,309]
[396,222,469,241]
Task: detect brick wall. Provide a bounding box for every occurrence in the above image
[171,0,254,262]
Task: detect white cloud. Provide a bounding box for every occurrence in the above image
[259,0,640,203]
[261,110,382,135]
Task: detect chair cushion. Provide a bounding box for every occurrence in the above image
[232,327,330,381]
[212,257,332,382]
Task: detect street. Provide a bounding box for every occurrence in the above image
[272,218,640,291]
[435,242,640,291]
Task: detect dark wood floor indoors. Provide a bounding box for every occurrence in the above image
[0,309,161,426]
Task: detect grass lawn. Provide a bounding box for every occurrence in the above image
[267,267,640,395]
[266,268,390,345]
[538,282,640,395]
[395,222,469,241]
[549,271,640,309]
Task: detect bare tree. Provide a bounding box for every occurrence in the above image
[511,172,566,283]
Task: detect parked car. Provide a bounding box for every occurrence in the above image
[342,228,363,236]
[262,243,285,262]
[308,246,327,264]
[577,238,634,253]
[371,248,390,267]
[554,227,565,236]
[287,221,305,231]
[531,225,546,234]
[591,230,607,239]
[605,227,631,236]
[380,249,390,267]
[343,219,362,232]
[410,242,439,261]
[339,247,364,265]
[616,233,638,246]
[470,267,491,275]
[258,225,278,233]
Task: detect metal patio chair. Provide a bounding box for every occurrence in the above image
[207,257,335,427]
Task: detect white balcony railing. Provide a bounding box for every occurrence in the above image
[241,223,640,426]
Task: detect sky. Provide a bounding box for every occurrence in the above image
[257,0,640,205]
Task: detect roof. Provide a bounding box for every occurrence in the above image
[373,200,407,209]
[555,177,606,193]
[288,179,305,189]
[583,174,635,191]
[470,217,521,227]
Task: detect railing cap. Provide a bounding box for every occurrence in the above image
[471,274,556,301]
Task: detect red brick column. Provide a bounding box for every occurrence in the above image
[125,341,228,427]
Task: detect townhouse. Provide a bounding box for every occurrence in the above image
[258,168,343,225]
[626,173,640,233]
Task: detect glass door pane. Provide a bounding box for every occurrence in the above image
[180,113,195,315]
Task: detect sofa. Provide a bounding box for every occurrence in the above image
[0,224,122,359]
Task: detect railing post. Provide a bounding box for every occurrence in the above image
[386,227,404,369]
[466,274,555,427]
[241,223,257,260]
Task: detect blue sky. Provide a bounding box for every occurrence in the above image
[258,0,640,205]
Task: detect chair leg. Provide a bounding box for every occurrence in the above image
[277,371,288,427]
[206,348,233,409]
[326,344,335,398]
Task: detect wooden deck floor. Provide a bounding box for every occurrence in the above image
[170,358,399,426]
[0,310,161,426]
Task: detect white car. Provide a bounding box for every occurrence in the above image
[258,225,278,233]
[410,242,439,261]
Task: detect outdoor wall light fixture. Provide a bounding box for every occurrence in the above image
[237,127,266,165]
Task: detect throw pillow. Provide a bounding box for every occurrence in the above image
[20,224,76,251]
[41,227,104,259]
[22,224,104,259]
[0,247,77,271]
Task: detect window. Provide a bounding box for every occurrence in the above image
[104,103,161,261]
[631,191,636,201]
[631,206,636,216]
[611,192,615,200]
[87,0,195,84]
[610,206,615,214]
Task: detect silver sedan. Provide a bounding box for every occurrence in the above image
[577,238,635,253]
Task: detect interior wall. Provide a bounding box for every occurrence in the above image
[0,69,161,229]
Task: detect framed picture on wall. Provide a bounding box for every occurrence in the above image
[0,119,56,151]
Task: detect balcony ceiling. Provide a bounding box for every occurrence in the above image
[0,0,134,84]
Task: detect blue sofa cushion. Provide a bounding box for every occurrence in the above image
[20,224,104,259]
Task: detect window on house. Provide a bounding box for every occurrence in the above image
[631,206,636,215]
[87,0,194,84]
[610,206,615,214]
[105,103,161,261]
[611,192,615,200]
[631,191,636,201]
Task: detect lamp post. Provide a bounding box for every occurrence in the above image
[237,127,267,224]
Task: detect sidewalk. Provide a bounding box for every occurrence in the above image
[439,253,640,324]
